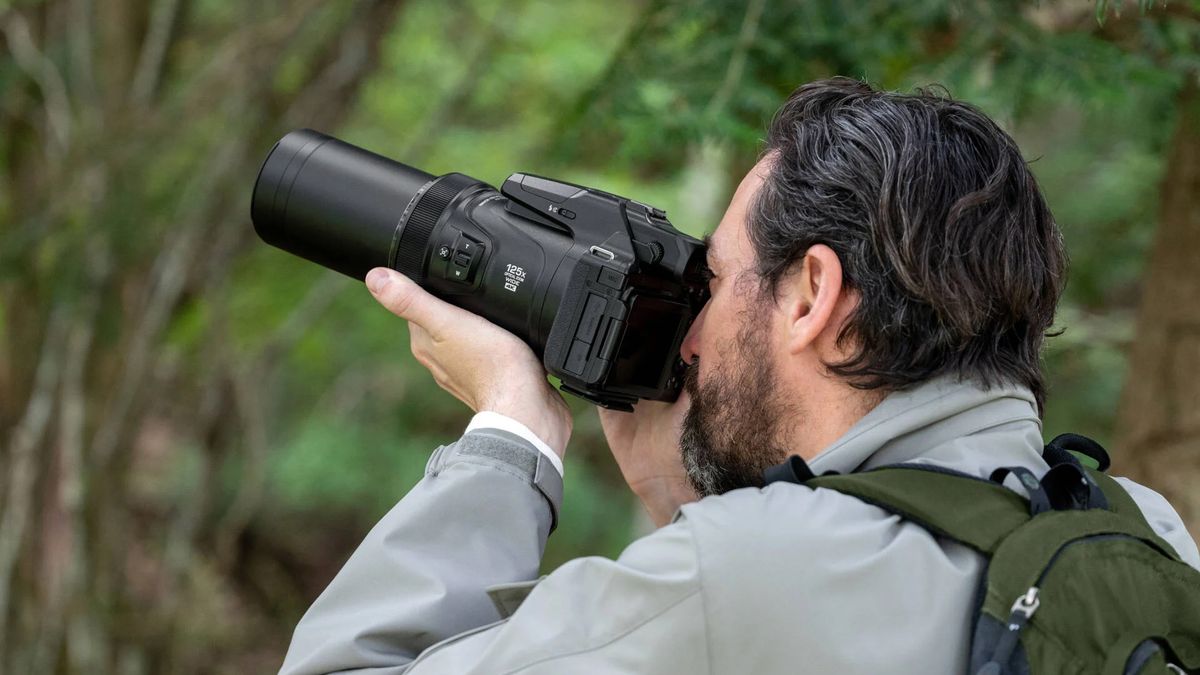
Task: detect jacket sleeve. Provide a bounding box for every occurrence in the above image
[278,428,708,675]
[401,520,705,674]
[278,428,562,674]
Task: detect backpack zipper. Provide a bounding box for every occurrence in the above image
[974,587,1040,675]
[974,532,1145,675]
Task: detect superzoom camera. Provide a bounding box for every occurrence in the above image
[251,130,708,410]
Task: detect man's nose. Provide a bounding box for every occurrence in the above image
[679,305,706,365]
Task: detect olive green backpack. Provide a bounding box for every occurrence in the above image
[765,434,1200,674]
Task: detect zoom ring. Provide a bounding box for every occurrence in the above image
[394,173,478,283]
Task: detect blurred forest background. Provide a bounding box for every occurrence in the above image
[1,0,1198,673]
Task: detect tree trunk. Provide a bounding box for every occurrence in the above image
[0,2,408,672]
[1113,73,1200,540]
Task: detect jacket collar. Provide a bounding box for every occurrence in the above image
[806,376,1046,479]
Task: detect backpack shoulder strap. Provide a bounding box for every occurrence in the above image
[1087,469,1185,563]
[805,465,1030,555]
[1088,470,1141,518]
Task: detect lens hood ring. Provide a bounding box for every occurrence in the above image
[390,173,479,283]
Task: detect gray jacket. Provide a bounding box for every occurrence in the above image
[279,378,1200,674]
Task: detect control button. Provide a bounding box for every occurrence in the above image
[637,240,664,265]
[598,267,625,289]
[565,338,590,375]
[449,234,485,283]
[559,208,575,220]
[438,245,451,260]
[578,294,606,344]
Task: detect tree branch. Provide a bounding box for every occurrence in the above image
[130,0,185,106]
[400,6,506,160]
[0,306,68,664]
[283,0,407,130]
[66,0,97,106]
[89,140,242,470]
[1,11,73,158]
[29,281,102,674]
[547,0,665,149]
[704,0,765,121]
[213,274,346,566]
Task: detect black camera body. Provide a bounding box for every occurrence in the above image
[252,130,708,410]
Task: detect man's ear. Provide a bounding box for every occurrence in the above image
[778,244,844,354]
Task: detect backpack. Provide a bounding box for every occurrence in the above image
[763,433,1200,674]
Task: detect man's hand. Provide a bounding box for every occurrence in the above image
[599,395,699,527]
[366,267,572,458]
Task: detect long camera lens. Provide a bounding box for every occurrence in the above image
[251,129,707,408]
[251,129,435,280]
[252,128,582,354]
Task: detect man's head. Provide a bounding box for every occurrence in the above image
[679,77,1066,497]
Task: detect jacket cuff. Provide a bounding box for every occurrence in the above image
[427,428,564,532]
[465,411,564,476]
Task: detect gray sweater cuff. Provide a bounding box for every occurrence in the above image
[427,428,564,532]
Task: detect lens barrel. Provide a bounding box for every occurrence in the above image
[251,129,434,281]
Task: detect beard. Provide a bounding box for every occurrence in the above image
[679,314,796,497]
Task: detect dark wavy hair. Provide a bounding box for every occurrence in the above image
[748,78,1066,411]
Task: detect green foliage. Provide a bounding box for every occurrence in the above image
[3,0,1197,671]
[563,0,1184,170]
[267,416,432,519]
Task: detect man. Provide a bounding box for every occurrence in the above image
[279,78,1199,674]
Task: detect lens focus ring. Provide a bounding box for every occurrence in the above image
[393,173,478,283]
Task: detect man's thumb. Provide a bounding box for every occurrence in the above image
[366,267,439,330]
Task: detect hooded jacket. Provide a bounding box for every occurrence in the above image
[279,377,1199,674]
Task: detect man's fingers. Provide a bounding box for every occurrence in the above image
[366,267,455,335]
